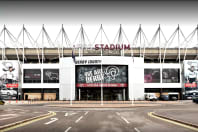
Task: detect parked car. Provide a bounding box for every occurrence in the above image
[0,88,17,96]
[171,96,177,101]
[186,96,193,100]
[145,93,158,101]
[192,95,198,103]
[160,95,169,101]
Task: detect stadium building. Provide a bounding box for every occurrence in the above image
[0,25,198,101]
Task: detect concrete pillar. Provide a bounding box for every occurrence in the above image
[123,88,126,101]
[79,88,81,101]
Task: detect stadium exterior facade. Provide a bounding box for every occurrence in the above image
[0,25,198,101]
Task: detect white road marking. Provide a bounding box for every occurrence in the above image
[44,118,58,125]
[116,112,130,124]
[65,113,68,117]
[70,113,77,116]
[116,112,120,116]
[84,111,89,115]
[0,116,17,121]
[65,127,72,132]
[75,116,83,123]
[121,116,130,124]
[134,127,141,132]
[49,111,79,113]
[0,114,17,117]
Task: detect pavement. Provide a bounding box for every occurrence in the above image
[4,100,181,105]
[0,100,198,132]
[154,102,198,127]
[4,100,183,108]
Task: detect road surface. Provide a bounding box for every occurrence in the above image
[0,101,197,132]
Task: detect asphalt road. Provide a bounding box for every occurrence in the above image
[0,101,197,132]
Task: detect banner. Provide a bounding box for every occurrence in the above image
[76,83,127,87]
[184,60,198,97]
[0,61,19,99]
[76,65,128,87]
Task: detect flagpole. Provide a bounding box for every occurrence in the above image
[131,46,134,106]
[101,59,103,105]
[131,60,134,106]
[100,24,103,105]
[70,49,74,105]
[70,63,72,105]
[71,48,76,105]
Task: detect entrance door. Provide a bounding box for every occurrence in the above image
[78,88,101,100]
[103,88,127,101]
[77,87,128,101]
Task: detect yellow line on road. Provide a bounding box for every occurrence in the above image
[0,111,56,132]
[148,112,198,132]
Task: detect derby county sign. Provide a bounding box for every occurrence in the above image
[95,44,130,50]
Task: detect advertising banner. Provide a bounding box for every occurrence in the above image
[0,61,19,100]
[184,60,198,97]
[144,69,160,83]
[43,69,59,83]
[162,69,180,83]
[76,65,128,87]
[24,69,41,83]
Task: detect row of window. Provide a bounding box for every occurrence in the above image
[23,69,59,83]
[23,68,180,84]
[144,68,180,83]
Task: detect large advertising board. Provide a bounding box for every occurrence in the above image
[24,69,41,83]
[0,61,19,100]
[43,69,59,83]
[144,69,160,83]
[184,60,198,97]
[76,65,128,87]
[162,69,180,83]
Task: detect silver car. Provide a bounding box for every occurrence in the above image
[0,88,17,96]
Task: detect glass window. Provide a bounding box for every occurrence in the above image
[24,69,41,83]
[144,69,160,83]
[162,69,180,83]
[43,69,59,83]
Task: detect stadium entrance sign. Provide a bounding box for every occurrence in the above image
[95,44,130,50]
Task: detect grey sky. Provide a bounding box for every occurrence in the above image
[0,1,198,44]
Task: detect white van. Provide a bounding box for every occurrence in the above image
[145,93,158,101]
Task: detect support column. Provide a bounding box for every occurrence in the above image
[123,88,126,101]
[79,88,81,101]
[101,87,103,105]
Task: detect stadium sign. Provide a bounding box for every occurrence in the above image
[95,44,130,50]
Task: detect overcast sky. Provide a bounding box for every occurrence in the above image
[0,0,198,46]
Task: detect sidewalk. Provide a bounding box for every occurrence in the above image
[45,103,160,108]
[4,100,183,105]
[155,107,198,127]
[3,100,185,108]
